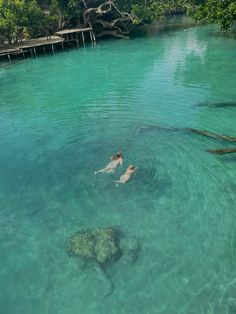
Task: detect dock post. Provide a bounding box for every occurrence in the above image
[43,45,46,54]
[61,42,64,50]
[7,54,11,63]
[22,51,25,59]
[51,44,55,55]
[89,31,93,45]
[92,31,96,44]
[33,47,37,56]
[81,32,85,46]
[30,49,33,57]
[76,33,79,46]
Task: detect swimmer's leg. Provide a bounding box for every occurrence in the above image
[114,180,121,187]
[114,179,125,185]
[107,169,115,173]
[115,174,126,184]
[94,168,107,174]
[95,167,114,175]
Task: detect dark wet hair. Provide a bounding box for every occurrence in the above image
[111,152,123,160]
[129,165,135,170]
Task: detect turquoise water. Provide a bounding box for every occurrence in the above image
[1,22,236,314]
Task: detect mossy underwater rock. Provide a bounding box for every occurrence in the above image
[68,227,120,265]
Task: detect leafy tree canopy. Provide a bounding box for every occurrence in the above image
[188,0,236,31]
[1,0,236,44]
[0,0,56,42]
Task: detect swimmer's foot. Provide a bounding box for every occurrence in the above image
[114,180,123,185]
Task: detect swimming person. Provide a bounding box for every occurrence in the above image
[94,152,123,174]
[115,165,137,184]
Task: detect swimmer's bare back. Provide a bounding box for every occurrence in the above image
[115,165,136,185]
[95,155,123,174]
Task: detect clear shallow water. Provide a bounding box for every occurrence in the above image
[1,21,236,314]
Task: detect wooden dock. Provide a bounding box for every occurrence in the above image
[55,27,96,46]
[0,27,96,63]
[0,36,64,62]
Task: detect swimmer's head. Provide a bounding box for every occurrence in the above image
[111,152,123,160]
[129,165,135,170]
[116,152,122,158]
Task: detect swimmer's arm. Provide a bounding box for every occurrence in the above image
[119,159,123,166]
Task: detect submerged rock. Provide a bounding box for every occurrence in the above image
[68,227,140,296]
[119,237,140,265]
[68,227,120,265]
[227,297,236,310]
[69,230,95,260]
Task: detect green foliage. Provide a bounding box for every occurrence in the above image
[0,0,27,42]
[116,0,236,30]
[188,0,236,30]
[0,0,57,43]
[130,0,188,24]
[67,0,82,23]
[26,1,57,37]
[1,0,236,44]
[129,0,236,30]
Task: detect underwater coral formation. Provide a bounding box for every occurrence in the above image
[68,227,120,265]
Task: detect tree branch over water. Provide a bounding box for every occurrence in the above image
[82,0,135,38]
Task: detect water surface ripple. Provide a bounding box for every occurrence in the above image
[1,21,236,314]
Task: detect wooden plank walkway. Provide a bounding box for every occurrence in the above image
[55,27,93,35]
[0,36,64,54]
[0,36,65,61]
[0,28,96,62]
[55,27,96,46]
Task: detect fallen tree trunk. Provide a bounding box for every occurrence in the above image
[95,29,129,38]
[82,0,135,39]
[140,125,236,142]
[199,101,236,108]
[140,125,236,155]
[186,128,236,142]
[92,18,129,37]
[207,148,236,155]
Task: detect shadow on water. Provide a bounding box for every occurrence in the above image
[131,15,199,38]
[209,28,236,40]
[198,101,236,108]
[219,155,236,163]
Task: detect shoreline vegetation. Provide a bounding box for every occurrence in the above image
[1,0,236,62]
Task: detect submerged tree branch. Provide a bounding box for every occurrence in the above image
[140,125,236,143]
[206,148,236,155]
[140,125,236,155]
